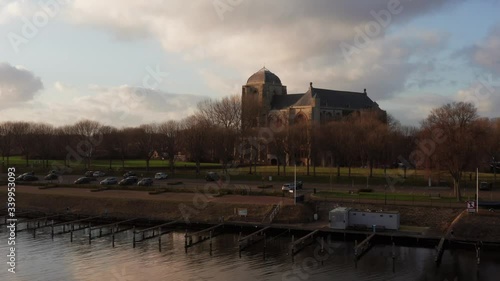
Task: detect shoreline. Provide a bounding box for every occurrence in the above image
[2,185,500,247]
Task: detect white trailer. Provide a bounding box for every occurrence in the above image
[329,207,350,229]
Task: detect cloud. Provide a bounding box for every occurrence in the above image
[63,0,466,99]
[0,84,208,127]
[54,81,75,93]
[0,62,43,107]
[469,24,500,76]
[454,80,500,118]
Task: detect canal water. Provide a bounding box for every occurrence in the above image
[1,225,499,281]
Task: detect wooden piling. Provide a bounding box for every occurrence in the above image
[133,226,136,248]
[158,227,162,252]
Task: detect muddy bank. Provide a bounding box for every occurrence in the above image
[1,191,279,224]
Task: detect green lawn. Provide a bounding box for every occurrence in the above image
[315,191,458,202]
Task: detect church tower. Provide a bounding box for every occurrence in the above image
[241,67,287,129]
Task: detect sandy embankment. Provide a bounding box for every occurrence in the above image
[1,185,302,223]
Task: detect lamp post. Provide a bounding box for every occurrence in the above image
[494,157,497,190]
[294,163,297,205]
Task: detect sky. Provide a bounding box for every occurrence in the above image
[0,0,499,127]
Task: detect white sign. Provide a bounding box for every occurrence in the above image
[238,208,248,216]
[467,201,476,213]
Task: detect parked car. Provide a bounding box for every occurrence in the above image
[44,173,59,180]
[480,181,492,190]
[84,171,94,177]
[118,176,139,186]
[205,172,219,181]
[93,171,106,177]
[123,171,136,178]
[138,178,154,186]
[48,170,61,175]
[16,174,39,181]
[74,177,92,184]
[281,181,303,192]
[100,177,117,185]
[20,171,35,177]
[154,172,168,180]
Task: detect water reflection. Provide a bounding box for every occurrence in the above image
[0,225,499,281]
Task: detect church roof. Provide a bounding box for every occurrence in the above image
[271,94,303,109]
[247,67,282,85]
[270,86,376,110]
[309,87,375,108]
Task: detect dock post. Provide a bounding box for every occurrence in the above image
[291,235,295,262]
[392,242,396,273]
[70,223,73,243]
[88,222,92,245]
[354,240,358,269]
[263,233,266,260]
[33,227,36,239]
[99,227,102,238]
[158,227,162,252]
[184,229,188,253]
[51,220,54,240]
[209,230,213,256]
[476,244,481,266]
[133,226,136,248]
[63,224,65,233]
[112,226,115,248]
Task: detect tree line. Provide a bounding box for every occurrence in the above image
[0,97,499,200]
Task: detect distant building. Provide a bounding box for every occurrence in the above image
[241,67,386,165]
[242,67,385,129]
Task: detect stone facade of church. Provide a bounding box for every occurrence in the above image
[241,67,385,165]
[242,67,385,129]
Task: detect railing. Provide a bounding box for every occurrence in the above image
[268,203,281,223]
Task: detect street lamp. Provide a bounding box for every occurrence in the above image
[294,163,297,205]
[494,157,497,190]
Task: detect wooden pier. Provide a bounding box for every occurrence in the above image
[184,223,224,254]
[89,218,137,247]
[15,214,61,233]
[238,226,270,257]
[354,233,375,260]
[290,230,319,261]
[434,237,446,264]
[133,220,178,251]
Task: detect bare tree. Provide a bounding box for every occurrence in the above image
[421,102,489,201]
[130,124,159,172]
[158,120,180,174]
[71,120,103,169]
[181,115,211,174]
[0,122,15,167]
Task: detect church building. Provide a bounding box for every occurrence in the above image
[242,67,385,130]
